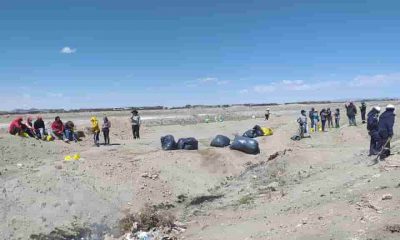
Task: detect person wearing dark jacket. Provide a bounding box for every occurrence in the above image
[309,108,315,130]
[377,104,395,160]
[360,102,367,124]
[367,106,381,155]
[64,121,78,142]
[320,109,328,132]
[34,116,46,140]
[334,108,340,128]
[346,102,357,126]
[326,108,333,128]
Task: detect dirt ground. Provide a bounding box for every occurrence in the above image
[1,102,400,240]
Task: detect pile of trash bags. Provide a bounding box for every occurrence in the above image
[242,125,273,138]
[161,125,272,155]
[161,135,198,150]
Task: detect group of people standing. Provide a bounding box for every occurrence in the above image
[307,107,340,132]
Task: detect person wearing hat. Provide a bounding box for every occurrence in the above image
[265,108,270,120]
[360,102,367,124]
[377,104,395,160]
[367,106,381,155]
[130,110,141,139]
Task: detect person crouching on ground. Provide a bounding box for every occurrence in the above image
[34,116,47,140]
[367,106,381,156]
[130,110,141,139]
[51,116,66,140]
[25,116,38,138]
[297,110,308,138]
[334,108,340,128]
[102,116,111,145]
[64,120,78,142]
[8,117,24,136]
[90,117,100,147]
[377,104,395,160]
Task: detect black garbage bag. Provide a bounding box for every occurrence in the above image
[230,136,260,155]
[243,129,257,138]
[177,137,199,150]
[161,135,177,150]
[291,135,301,141]
[253,125,264,137]
[210,135,231,148]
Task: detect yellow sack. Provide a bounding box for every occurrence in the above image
[22,132,30,138]
[261,127,273,136]
[47,135,54,141]
[318,123,322,132]
[310,127,315,133]
[64,155,72,161]
[73,154,81,160]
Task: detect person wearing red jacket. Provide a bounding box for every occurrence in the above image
[8,117,24,135]
[50,116,66,141]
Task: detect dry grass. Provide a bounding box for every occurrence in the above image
[118,204,176,233]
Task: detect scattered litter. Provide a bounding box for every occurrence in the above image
[382,194,393,200]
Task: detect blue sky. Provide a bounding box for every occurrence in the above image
[1,0,400,110]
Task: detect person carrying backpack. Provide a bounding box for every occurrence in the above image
[367,106,380,155]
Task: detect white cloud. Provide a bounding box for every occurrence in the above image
[350,73,400,87]
[60,46,77,54]
[253,84,277,93]
[186,77,230,88]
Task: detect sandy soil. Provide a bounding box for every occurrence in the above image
[1,102,400,240]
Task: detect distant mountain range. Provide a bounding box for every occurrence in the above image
[0,98,398,115]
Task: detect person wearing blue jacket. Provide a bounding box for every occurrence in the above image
[367,106,380,155]
[378,104,395,160]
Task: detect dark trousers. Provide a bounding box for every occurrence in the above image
[369,131,380,155]
[327,117,333,128]
[132,125,140,139]
[102,128,110,144]
[335,118,340,128]
[361,111,366,123]
[93,132,100,145]
[265,114,270,120]
[321,120,326,132]
[378,137,391,159]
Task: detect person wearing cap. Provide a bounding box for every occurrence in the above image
[34,116,47,140]
[377,104,396,160]
[130,110,141,139]
[367,106,381,155]
[265,108,270,120]
[345,102,357,126]
[360,102,367,124]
